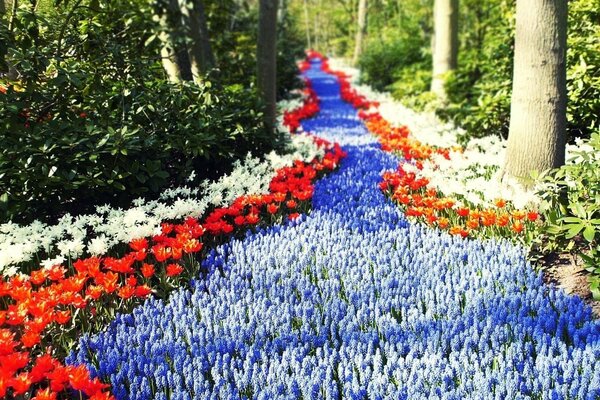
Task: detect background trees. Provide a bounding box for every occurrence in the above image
[0,0,304,222]
[290,0,596,151]
[257,0,279,131]
[351,0,367,65]
[430,0,458,100]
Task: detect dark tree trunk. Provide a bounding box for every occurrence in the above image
[257,0,278,132]
[180,0,215,83]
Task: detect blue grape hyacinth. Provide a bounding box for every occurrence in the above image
[68,59,600,400]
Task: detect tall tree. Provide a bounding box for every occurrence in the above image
[351,0,367,66]
[302,0,311,49]
[504,0,567,181]
[157,0,186,83]
[430,0,458,99]
[179,0,214,83]
[257,0,278,131]
[278,0,287,24]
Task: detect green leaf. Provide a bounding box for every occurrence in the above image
[583,225,596,242]
[565,224,584,239]
[560,216,583,223]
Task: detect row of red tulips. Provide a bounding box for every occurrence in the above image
[0,62,345,399]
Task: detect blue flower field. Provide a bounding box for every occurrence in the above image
[68,60,600,399]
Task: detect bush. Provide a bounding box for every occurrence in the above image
[389,62,434,111]
[0,1,281,223]
[439,0,600,142]
[0,76,271,222]
[358,36,425,92]
[437,0,514,140]
[538,132,600,299]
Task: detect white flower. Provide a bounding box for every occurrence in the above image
[88,236,109,256]
[40,255,66,269]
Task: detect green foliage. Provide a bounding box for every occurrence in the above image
[277,13,306,99]
[203,0,304,99]
[437,0,514,141]
[358,34,427,91]
[354,0,432,107]
[566,0,600,139]
[0,1,279,223]
[538,133,600,299]
[388,63,435,111]
[439,0,600,143]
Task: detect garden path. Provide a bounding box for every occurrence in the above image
[70,59,600,399]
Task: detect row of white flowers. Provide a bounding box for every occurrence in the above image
[0,96,322,276]
[328,58,593,211]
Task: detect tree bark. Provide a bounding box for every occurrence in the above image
[257,0,278,132]
[430,0,458,99]
[303,0,311,49]
[277,0,287,24]
[157,0,190,83]
[504,0,567,182]
[351,0,367,66]
[179,0,214,83]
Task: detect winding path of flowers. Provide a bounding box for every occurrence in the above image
[69,58,600,399]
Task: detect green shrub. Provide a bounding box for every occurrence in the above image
[0,1,281,223]
[437,0,514,140]
[389,63,434,111]
[538,132,600,299]
[566,0,600,139]
[358,34,426,92]
[439,0,600,143]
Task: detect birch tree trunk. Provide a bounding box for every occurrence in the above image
[504,0,567,182]
[303,0,311,49]
[430,0,458,99]
[157,0,183,83]
[352,0,367,66]
[179,0,214,83]
[257,0,278,132]
[278,0,287,24]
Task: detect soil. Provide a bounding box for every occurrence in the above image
[540,252,600,318]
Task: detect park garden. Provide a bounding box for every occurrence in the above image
[0,0,599,398]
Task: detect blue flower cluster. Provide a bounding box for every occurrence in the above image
[68,60,600,399]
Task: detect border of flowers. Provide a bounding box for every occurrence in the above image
[317,55,540,241]
[0,57,346,399]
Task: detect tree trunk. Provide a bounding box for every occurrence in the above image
[504,0,567,182]
[303,0,311,49]
[157,0,191,83]
[179,0,214,83]
[351,0,367,66]
[430,0,458,99]
[277,0,287,24]
[257,0,278,132]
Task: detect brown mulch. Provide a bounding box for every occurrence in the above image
[540,252,600,318]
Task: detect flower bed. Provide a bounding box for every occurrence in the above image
[0,65,346,398]
[320,59,543,242]
[0,84,326,278]
[69,56,600,398]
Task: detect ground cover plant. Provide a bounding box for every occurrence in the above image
[63,54,600,399]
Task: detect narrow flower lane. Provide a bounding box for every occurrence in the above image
[70,58,600,399]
